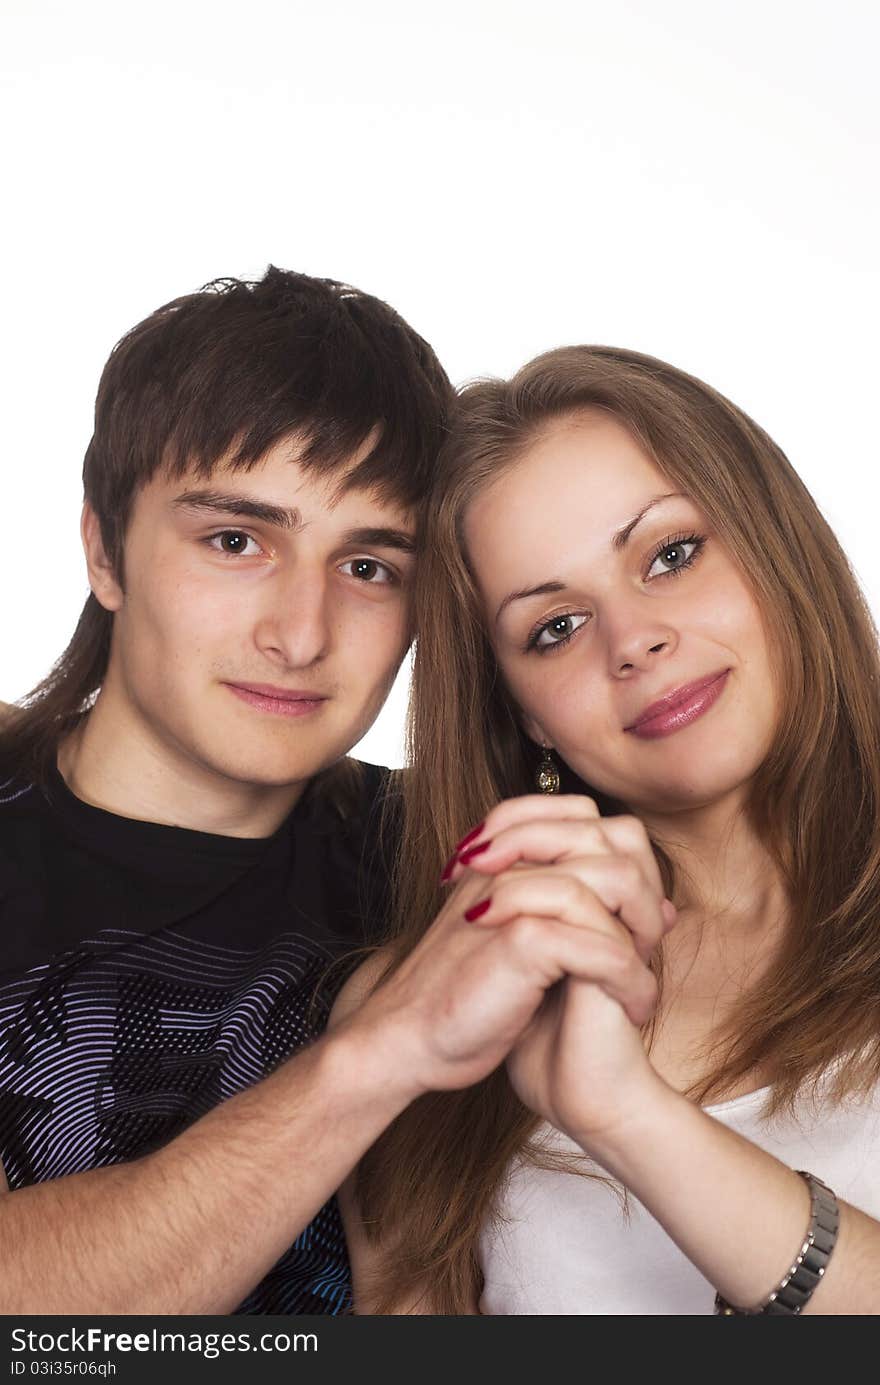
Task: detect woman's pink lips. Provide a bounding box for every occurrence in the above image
[624,670,730,739]
[224,683,328,718]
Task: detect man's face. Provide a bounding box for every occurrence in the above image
[90,437,416,796]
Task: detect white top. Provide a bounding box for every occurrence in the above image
[478,1077,880,1315]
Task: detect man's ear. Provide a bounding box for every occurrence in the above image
[81,503,124,612]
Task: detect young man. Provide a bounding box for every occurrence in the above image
[0,267,449,1313]
[0,269,637,1316]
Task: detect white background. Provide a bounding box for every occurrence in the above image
[2,0,878,767]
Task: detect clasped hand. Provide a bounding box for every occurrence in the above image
[442,794,675,1150]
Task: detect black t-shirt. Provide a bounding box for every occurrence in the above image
[0,760,392,1314]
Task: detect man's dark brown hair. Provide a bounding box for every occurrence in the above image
[2,265,453,785]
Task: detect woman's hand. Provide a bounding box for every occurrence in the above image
[342,793,669,1106]
[454,860,663,1028]
[444,794,674,1144]
[442,794,676,965]
[506,975,663,1151]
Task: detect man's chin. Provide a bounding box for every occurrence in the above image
[200,740,351,793]
[209,760,324,792]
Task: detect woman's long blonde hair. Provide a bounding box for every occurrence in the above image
[357,345,880,1313]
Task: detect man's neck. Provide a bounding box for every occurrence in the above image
[57,694,306,840]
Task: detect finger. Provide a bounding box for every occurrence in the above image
[557,855,665,961]
[450,818,613,880]
[594,815,665,900]
[465,862,665,963]
[497,913,658,1028]
[454,815,662,888]
[448,812,668,933]
[449,794,600,859]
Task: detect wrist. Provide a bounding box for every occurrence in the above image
[321,1008,426,1117]
[714,1170,840,1315]
[569,1069,684,1173]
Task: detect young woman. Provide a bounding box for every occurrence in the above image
[333,346,880,1314]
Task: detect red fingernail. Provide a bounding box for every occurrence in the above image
[464,898,492,921]
[440,855,457,883]
[454,822,486,853]
[459,841,491,865]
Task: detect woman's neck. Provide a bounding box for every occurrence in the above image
[642,788,787,936]
[638,792,789,1099]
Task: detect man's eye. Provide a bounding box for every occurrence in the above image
[208,531,261,557]
[339,558,396,585]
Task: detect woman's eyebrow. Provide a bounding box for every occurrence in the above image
[495,581,567,626]
[494,492,687,625]
[611,492,684,551]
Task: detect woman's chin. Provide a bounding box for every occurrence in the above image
[619,774,754,819]
[573,753,758,817]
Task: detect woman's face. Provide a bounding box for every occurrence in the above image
[463,410,779,817]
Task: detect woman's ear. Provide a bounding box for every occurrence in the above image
[81,503,124,613]
[518,708,551,750]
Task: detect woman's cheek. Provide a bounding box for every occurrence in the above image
[537,666,606,750]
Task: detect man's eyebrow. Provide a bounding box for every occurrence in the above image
[173,494,417,553]
[172,490,303,529]
[338,526,418,554]
[495,492,686,626]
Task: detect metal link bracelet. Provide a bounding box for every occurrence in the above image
[715,1170,840,1316]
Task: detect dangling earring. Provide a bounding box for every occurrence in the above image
[536,746,560,794]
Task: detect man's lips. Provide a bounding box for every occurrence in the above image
[624,669,731,739]
[223,682,329,717]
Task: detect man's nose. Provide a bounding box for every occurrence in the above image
[253,565,332,669]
